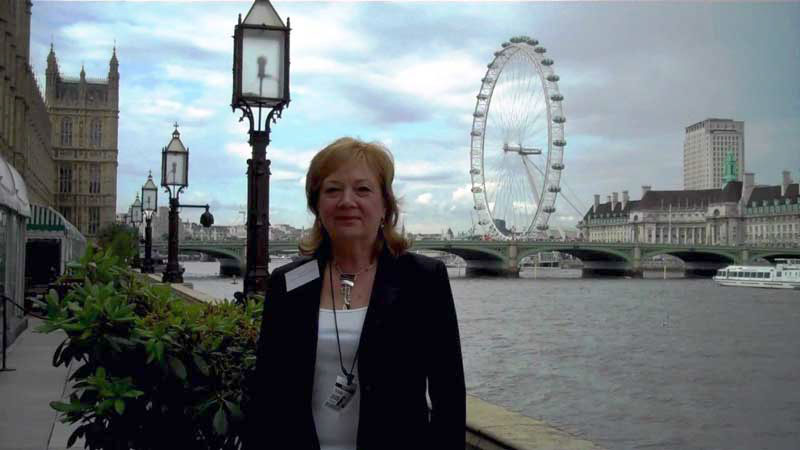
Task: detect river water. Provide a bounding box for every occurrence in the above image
[182,260,800,450]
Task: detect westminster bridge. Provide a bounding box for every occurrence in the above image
[150,240,800,278]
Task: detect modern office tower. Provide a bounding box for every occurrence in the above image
[46,45,120,237]
[683,118,744,190]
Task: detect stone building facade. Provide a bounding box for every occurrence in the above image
[578,171,799,247]
[683,118,744,190]
[0,0,56,206]
[45,45,119,238]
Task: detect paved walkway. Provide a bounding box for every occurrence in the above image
[0,319,78,450]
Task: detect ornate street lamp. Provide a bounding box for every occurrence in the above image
[159,124,215,283]
[129,194,142,268]
[161,124,189,283]
[141,171,158,274]
[232,0,291,298]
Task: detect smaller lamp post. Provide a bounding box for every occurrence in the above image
[232,0,291,297]
[161,124,189,283]
[130,194,142,268]
[141,171,158,274]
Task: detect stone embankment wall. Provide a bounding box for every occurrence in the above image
[141,273,606,450]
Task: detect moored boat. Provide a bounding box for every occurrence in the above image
[713,259,800,289]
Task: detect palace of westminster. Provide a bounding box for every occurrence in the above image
[2,0,118,239]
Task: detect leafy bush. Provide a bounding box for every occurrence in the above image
[95,223,138,264]
[38,246,262,450]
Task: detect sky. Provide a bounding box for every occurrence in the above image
[29,1,800,234]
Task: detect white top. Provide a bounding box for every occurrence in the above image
[312,307,368,450]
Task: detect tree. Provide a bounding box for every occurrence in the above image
[96,223,137,264]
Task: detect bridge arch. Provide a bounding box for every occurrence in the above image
[641,248,735,277]
[518,245,633,264]
[641,248,736,264]
[747,249,800,264]
[413,244,507,262]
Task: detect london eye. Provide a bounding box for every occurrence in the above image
[470,36,566,239]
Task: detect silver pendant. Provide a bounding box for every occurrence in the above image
[339,275,355,309]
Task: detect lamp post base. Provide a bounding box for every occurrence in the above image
[141,261,155,274]
[162,268,184,284]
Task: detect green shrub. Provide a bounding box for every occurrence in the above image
[38,246,262,450]
[95,223,138,265]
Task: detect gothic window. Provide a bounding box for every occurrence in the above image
[90,119,102,147]
[61,117,73,146]
[59,165,73,193]
[89,164,101,194]
[89,207,100,234]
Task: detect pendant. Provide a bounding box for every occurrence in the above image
[339,274,355,309]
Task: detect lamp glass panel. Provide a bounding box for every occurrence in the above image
[133,202,143,223]
[164,151,188,187]
[142,188,157,212]
[241,28,284,100]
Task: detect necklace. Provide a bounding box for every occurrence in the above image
[333,260,375,309]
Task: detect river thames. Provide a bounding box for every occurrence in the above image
[183,260,799,450]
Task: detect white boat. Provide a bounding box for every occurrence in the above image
[713,259,800,290]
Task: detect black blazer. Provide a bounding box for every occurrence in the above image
[245,249,466,450]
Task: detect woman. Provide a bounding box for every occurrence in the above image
[246,137,465,450]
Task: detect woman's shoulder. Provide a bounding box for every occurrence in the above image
[395,251,446,275]
[270,255,318,279]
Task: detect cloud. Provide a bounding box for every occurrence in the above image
[452,185,473,204]
[30,1,800,234]
[415,193,433,205]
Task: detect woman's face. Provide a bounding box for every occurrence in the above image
[317,159,387,247]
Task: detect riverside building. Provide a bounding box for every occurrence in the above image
[46,45,120,238]
[683,118,744,190]
[578,171,799,246]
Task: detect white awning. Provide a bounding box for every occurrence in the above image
[0,154,31,217]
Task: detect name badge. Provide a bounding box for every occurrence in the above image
[285,260,320,292]
[324,375,358,412]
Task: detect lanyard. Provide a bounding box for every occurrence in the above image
[328,263,360,385]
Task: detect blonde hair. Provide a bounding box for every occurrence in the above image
[299,137,409,257]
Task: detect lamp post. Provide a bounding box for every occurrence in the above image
[141,171,158,274]
[161,124,190,283]
[130,194,142,268]
[232,0,291,298]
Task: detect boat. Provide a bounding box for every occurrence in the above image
[713,259,800,289]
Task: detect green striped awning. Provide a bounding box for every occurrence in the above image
[28,204,66,231]
[26,205,85,242]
